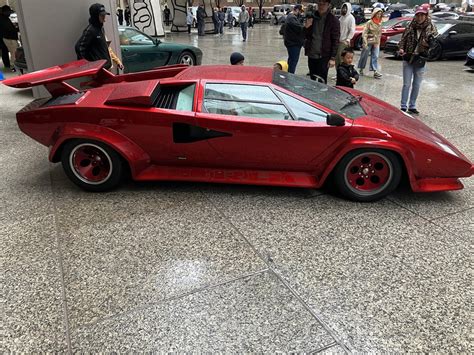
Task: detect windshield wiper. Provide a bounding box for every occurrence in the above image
[339,95,361,111]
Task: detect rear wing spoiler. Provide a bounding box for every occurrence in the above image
[2,59,189,97]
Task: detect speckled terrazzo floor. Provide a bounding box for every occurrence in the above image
[1,24,473,353]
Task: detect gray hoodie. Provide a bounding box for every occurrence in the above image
[339,2,356,43]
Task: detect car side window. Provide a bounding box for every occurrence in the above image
[203,84,291,121]
[453,24,473,34]
[277,91,327,123]
[122,29,154,45]
[154,84,196,111]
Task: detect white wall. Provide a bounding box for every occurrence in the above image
[16,0,120,97]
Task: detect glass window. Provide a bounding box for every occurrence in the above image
[277,91,327,123]
[453,24,474,34]
[176,84,195,111]
[205,84,280,103]
[272,71,366,119]
[119,28,154,45]
[204,99,290,121]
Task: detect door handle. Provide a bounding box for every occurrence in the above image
[123,48,129,52]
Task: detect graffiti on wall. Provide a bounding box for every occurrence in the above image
[130,0,164,36]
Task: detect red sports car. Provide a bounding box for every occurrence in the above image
[351,17,413,49]
[3,60,473,202]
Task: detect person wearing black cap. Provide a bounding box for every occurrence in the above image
[0,5,19,71]
[230,52,244,65]
[75,3,112,70]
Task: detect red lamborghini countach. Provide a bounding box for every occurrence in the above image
[3,60,473,201]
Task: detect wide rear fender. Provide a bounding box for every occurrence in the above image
[50,123,150,177]
[318,138,417,189]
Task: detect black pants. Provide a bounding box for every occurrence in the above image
[308,56,330,83]
[187,24,191,33]
[1,39,10,68]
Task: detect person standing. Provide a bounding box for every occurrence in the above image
[304,0,340,83]
[283,4,304,74]
[117,7,124,26]
[124,6,131,26]
[336,3,355,67]
[212,7,219,34]
[227,8,233,29]
[186,8,193,34]
[75,3,112,70]
[218,8,225,35]
[197,4,206,36]
[357,8,383,78]
[336,48,359,88]
[163,5,171,26]
[398,7,437,114]
[248,7,254,28]
[238,5,249,42]
[0,5,19,72]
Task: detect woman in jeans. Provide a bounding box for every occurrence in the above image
[357,8,383,79]
[398,7,437,114]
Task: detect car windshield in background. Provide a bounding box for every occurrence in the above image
[272,71,366,119]
[434,22,454,34]
[381,18,403,29]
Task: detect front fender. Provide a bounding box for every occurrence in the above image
[317,138,417,189]
[49,123,150,178]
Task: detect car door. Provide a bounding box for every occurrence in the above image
[195,82,352,172]
[447,23,474,55]
[119,28,168,73]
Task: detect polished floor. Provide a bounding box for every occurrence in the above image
[1,24,473,353]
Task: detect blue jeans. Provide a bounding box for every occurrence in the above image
[358,44,379,71]
[286,45,302,74]
[240,22,248,40]
[401,60,426,110]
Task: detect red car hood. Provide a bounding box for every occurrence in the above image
[341,87,471,161]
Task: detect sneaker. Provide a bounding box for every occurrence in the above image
[374,71,382,79]
[359,69,364,76]
[408,108,420,114]
[11,67,16,73]
[401,108,407,112]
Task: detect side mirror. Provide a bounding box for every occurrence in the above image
[154,38,161,45]
[448,30,457,36]
[326,113,345,127]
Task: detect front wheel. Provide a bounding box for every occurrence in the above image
[61,139,124,192]
[178,51,195,66]
[333,149,402,202]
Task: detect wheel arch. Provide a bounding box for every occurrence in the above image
[318,139,415,190]
[178,50,196,65]
[49,123,150,178]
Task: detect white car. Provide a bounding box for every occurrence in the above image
[225,7,241,27]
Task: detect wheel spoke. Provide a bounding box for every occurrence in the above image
[70,144,112,184]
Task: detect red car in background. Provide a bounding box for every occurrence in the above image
[3,60,473,202]
[351,17,413,49]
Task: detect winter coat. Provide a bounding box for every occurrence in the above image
[239,10,249,24]
[339,3,356,44]
[362,8,383,47]
[196,7,206,22]
[75,3,112,69]
[186,12,193,25]
[336,63,359,88]
[0,13,18,40]
[304,11,340,59]
[284,12,304,48]
[398,17,438,58]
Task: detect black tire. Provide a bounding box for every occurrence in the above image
[61,139,124,192]
[428,41,443,61]
[333,149,402,202]
[178,51,195,66]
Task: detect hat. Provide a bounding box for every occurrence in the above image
[90,3,110,16]
[1,5,13,15]
[415,7,428,15]
[274,61,289,72]
[293,4,303,11]
[230,52,245,65]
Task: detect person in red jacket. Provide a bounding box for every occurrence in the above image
[304,0,340,83]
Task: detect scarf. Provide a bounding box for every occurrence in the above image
[400,18,437,55]
[372,16,382,25]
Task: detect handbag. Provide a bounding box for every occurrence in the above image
[367,33,377,45]
[409,54,426,68]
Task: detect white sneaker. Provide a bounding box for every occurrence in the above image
[374,71,382,79]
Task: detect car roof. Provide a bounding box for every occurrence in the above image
[176,65,273,83]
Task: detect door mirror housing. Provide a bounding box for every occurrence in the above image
[326,113,345,127]
[154,38,161,45]
[448,30,457,36]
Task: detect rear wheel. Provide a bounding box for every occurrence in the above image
[334,149,402,202]
[178,51,195,66]
[61,139,124,192]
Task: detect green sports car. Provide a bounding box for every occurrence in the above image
[119,27,203,73]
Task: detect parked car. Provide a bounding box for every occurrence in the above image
[431,11,461,20]
[272,4,293,24]
[3,61,473,201]
[119,27,202,72]
[351,17,413,49]
[224,6,241,27]
[384,20,474,60]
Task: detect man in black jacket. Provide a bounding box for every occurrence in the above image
[304,0,340,83]
[0,5,19,71]
[283,4,304,74]
[75,3,112,70]
[196,4,206,36]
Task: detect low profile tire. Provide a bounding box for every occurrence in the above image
[178,51,195,66]
[61,140,124,192]
[334,149,402,202]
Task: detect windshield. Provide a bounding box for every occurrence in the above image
[382,18,404,28]
[434,22,453,34]
[272,71,366,119]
